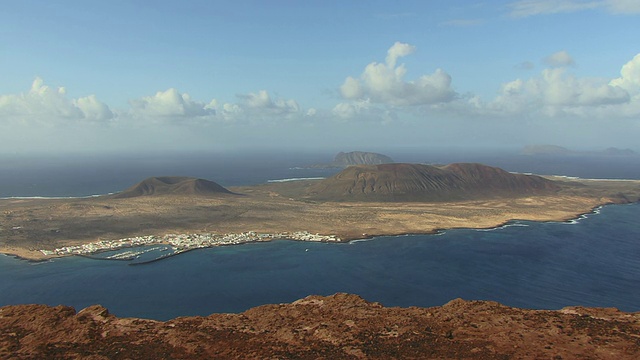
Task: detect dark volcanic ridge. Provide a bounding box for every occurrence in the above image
[112,176,234,198]
[307,162,560,202]
[2,293,638,359]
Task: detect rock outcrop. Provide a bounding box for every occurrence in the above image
[1,293,638,359]
[307,162,559,201]
[111,176,234,198]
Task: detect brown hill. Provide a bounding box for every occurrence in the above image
[307,163,559,202]
[1,293,638,359]
[112,176,234,198]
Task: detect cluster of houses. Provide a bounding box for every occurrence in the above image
[40,231,340,257]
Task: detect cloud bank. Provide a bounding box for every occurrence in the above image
[0,77,113,124]
[3,48,640,127]
[509,0,640,17]
[339,42,457,107]
[544,51,576,67]
[2,45,640,153]
[129,88,215,119]
[489,67,630,117]
[334,45,640,122]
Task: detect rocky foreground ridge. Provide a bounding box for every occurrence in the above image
[1,293,638,359]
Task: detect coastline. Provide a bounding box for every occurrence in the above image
[2,173,639,263]
[0,200,625,262]
[365,198,616,239]
[0,247,49,262]
[336,202,613,242]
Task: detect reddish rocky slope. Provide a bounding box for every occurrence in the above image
[1,293,638,359]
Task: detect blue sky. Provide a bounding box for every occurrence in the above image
[1,0,640,154]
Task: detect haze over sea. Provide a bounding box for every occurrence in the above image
[1,150,640,320]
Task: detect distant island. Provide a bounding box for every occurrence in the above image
[1,162,640,260]
[307,150,394,168]
[522,144,572,155]
[601,147,638,156]
[333,151,394,166]
[523,144,637,156]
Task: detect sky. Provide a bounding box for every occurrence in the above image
[1,0,640,155]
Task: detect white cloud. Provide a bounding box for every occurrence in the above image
[440,19,485,27]
[129,88,214,119]
[197,90,302,123]
[333,46,640,123]
[415,52,640,121]
[509,0,640,17]
[515,61,536,70]
[610,53,640,93]
[607,0,640,13]
[73,95,114,121]
[332,100,371,119]
[242,90,272,108]
[489,67,631,116]
[544,50,576,67]
[385,41,416,69]
[331,99,399,124]
[509,0,600,17]
[340,77,362,99]
[0,77,113,124]
[5,48,639,154]
[129,88,300,124]
[0,79,306,129]
[238,90,300,115]
[538,68,629,107]
[340,42,457,107]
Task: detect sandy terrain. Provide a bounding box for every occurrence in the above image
[1,177,639,260]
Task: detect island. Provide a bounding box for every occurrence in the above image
[1,163,640,261]
[306,150,394,168]
[523,144,638,156]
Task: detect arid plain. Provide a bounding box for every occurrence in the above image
[2,173,639,260]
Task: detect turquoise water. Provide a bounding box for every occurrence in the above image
[2,203,639,320]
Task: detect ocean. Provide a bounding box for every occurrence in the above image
[1,150,640,320]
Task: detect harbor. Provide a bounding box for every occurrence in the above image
[39,231,341,264]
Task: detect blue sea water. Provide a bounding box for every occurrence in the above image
[1,151,640,320]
